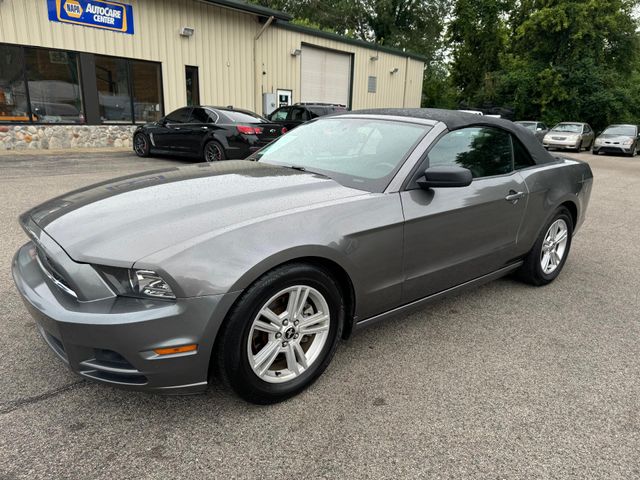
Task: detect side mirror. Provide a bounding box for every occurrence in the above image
[537,127,543,131]
[417,166,473,189]
[158,117,167,126]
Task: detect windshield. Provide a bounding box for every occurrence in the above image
[516,122,536,131]
[252,118,429,192]
[602,125,637,136]
[552,123,582,133]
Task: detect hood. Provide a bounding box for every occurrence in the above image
[26,161,365,266]
[596,134,634,142]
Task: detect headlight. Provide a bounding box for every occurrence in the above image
[594,138,603,146]
[95,265,176,300]
[623,138,634,146]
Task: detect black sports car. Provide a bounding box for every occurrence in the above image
[133,106,286,162]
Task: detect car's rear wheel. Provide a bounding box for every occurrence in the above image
[133,133,150,157]
[518,207,573,286]
[215,263,344,404]
[203,140,226,162]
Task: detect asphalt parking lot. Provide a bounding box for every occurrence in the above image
[0,149,638,479]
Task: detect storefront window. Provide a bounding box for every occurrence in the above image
[0,43,163,125]
[131,60,162,123]
[0,45,29,122]
[95,55,132,123]
[25,48,84,123]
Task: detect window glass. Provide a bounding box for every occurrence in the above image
[221,110,265,123]
[190,107,216,123]
[0,44,29,122]
[270,108,288,121]
[290,107,309,121]
[513,136,535,170]
[131,60,162,123]
[602,125,637,136]
[165,108,191,123]
[552,123,582,133]
[25,48,84,123]
[428,127,513,178]
[308,107,327,118]
[254,118,429,192]
[95,56,131,123]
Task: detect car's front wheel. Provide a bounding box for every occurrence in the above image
[214,263,344,404]
[518,207,573,286]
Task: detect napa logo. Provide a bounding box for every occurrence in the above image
[47,0,135,35]
[63,0,83,18]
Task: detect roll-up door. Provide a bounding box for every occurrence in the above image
[301,45,351,107]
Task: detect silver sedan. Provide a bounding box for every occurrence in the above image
[543,122,595,151]
[12,109,593,404]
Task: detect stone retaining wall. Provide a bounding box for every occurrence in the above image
[0,125,137,150]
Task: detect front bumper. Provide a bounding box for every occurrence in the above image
[593,144,634,155]
[12,242,239,394]
[543,138,581,149]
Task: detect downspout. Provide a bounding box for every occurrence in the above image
[254,16,275,115]
[402,56,409,108]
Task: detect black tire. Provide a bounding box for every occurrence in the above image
[133,133,150,157]
[592,149,600,155]
[214,263,344,404]
[203,140,226,162]
[517,207,574,286]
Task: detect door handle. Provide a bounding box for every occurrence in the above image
[505,191,525,203]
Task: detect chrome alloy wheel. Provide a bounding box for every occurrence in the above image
[540,219,569,274]
[247,286,331,384]
[133,134,147,156]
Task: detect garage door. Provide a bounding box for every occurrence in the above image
[301,45,352,107]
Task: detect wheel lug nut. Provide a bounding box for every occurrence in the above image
[275,333,282,338]
[282,341,288,347]
[294,320,299,326]
[283,320,288,326]
[294,334,299,339]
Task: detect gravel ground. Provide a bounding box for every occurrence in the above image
[0,150,638,479]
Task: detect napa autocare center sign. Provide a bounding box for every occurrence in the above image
[47,0,134,34]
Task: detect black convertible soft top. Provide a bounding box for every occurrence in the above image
[349,108,556,165]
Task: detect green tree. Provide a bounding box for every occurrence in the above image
[497,0,640,130]
[448,0,511,107]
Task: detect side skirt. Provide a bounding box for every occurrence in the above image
[353,262,523,332]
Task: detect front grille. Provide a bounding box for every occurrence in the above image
[35,247,77,298]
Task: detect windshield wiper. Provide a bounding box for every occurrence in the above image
[284,164,329,178]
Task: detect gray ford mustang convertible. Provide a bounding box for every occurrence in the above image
[12,109,593,404]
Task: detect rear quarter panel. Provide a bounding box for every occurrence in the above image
[516,158,593,256]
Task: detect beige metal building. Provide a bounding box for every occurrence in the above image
[0,0,426,149]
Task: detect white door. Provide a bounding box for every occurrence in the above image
[301,46,351,107]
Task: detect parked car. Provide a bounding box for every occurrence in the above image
[592,124,639,157]
[133,106,286,162]
[515,121,549,142]
[13,109,593,404]
[267,102,347,131]
[543,122,594,151]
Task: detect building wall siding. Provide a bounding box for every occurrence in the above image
[0,0,424,118]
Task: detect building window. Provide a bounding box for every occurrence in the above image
[95,55,132,123]
[0,43,163,125]
[132,60,163,122]
[25,48,84,123]
[368,76,377,93]
[95,55,163,124]
[0,44,29,122]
